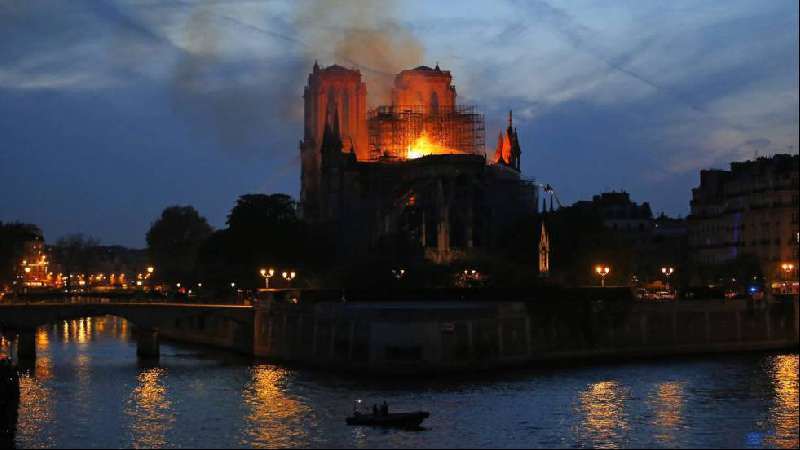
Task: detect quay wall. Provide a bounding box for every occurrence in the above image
[159,297,799,374]
[158,313,254,355]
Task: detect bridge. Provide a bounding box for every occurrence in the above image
[0,300,255,361]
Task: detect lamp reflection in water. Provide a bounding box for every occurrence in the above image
[649,382,685,447]
[58,318,93,345]
[126,368,175,448]
[240,365,312,448]
[765,354,799,448]
[15,326,55,446]
[577,381,629,447]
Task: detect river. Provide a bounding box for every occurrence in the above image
[1,316,797,448]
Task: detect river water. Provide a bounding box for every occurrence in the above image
[0,316,797,448]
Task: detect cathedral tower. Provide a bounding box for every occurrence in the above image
[300,63,368,220]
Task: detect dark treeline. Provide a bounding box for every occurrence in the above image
[143,192,643,291]
[2,195,685,293]
[146,194,333,292]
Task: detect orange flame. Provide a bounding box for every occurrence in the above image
[406,131,459,159]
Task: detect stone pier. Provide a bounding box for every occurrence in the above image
[135,329,160,360]
[16,330,36,362]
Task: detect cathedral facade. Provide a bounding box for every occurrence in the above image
[300,63,541,265]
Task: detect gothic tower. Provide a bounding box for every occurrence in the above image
[300,63,368,221]
[494,110,521,171]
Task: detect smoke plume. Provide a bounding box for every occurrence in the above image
[166,0,426,152]
[170,4,306,154]
[294,0,425,106]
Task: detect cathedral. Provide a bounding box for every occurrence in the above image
[299,63,543,266]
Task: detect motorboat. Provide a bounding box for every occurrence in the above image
[346,411,430,428]
[346,400,429,428]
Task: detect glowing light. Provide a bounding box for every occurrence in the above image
[128,368,174,448]
[578,381,629,446]
[595,265,611,275]
[241,366,311,447]
[406,131,459,159]
[765,354,799,448]
[595,265,611,288]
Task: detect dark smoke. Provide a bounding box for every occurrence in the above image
[169,4,306,154]
[294,0,426,106]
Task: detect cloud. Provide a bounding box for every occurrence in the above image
[0,0,797,245]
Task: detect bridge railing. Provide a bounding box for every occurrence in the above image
[0,294,257,307]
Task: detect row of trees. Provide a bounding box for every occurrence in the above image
[3,196,690,292]
[143,192,642,291]
[146,194,331,291]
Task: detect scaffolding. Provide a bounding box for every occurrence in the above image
[367,105,485,160]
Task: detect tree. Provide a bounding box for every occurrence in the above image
[146,206,213,284]
[546,207,635,287]
[227,193,299,232]
[0,222,43,288]
[53,234,100,290]
[225,194,302,271]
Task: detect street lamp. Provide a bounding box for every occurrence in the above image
[780,263,796,294]
[462,269,479,281]
[392,268,406,280]
[595,265,611,288]
[260,268,275,289]
[282,271,296,286]
[661,266,675,291]
[146,266,155,292]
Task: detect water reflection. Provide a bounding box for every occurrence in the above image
[649,382,685,446]
[4,315,797,449]
[73,353,92,427]
[576,380,629,448]
[240,365,313,448]
[16,370,53,447]
[0,336,10,356]
[765,354,799,448]
[36,328,49,351]
[126,368,174,448]
[60,318,94,345]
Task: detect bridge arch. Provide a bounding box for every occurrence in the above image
[0,302,254,361]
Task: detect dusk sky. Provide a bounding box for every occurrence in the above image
[1,0,798,248]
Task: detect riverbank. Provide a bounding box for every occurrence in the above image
[159,296,799,375]
[9,318,800,448]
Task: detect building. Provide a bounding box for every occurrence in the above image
[688,154,799,288]
[567,192,688,286]
[571,191,655,266]
[572,191,654,235]
[19,238,50,288]
[299,63,541,265]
